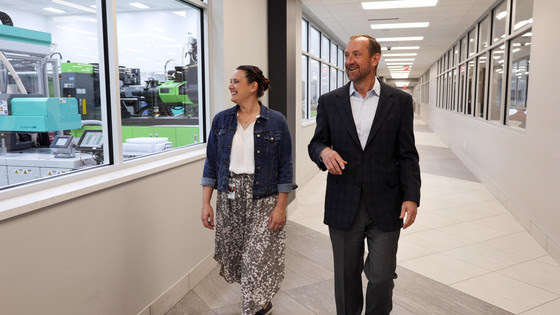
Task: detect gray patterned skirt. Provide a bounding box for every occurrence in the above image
[214,172,286,314]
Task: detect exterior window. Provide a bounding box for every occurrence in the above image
[321,63,329,94]
[488,48,505,122]
[492,1,507,44]
[475,53,488,118]
[506,31,531,128]
[309,26,320,58]
[458,64,466,113]
[513,0,533,31]
[330,67,337,91]
[338,48,344,69]
[338,70,344,88]
[466,60,476,115]
[321,35,330,61]
[309,59,320,117]
[302,20,308,51]
[453,45,459,66]
[330,43,338,66]
[479,16,490,50]
[460,36,468,62]
[468,28,477,57]
[116,0,203,159]
[301,56,308,119]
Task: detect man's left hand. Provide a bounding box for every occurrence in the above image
[400,201,417,229]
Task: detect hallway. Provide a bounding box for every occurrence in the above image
[168,118,560,314]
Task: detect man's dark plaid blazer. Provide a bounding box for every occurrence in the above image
[308,81,421,232]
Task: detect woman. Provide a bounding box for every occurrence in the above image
[201,65,294,315]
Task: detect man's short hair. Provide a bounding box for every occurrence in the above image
[350,34,381,58]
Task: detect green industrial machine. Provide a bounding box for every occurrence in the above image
[60,62,101,120]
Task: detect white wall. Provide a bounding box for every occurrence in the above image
[420,0,560,261]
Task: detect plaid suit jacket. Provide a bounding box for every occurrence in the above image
[308,81,421,231]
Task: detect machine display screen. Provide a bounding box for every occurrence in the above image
[77,129,103,150]
[50,135,73,148]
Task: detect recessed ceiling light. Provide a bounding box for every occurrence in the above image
[52,0,96,13]
[387,62,414,65]
[377,36,424,42]
[172,11,186,17]
[44,7,65,13]
[390,73,410,79]
[130,2,149,9]
[362,0,438,10]
[496,11,507,20]
[371,22,429,29]
[383,53,418,57]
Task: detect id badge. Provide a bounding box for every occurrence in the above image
[227,182,236,199]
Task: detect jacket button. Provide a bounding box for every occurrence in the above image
[257,150,260,154]
[257,166,261,170]
[256,181,259,185]
[270,137,274,140]
[257,134,261,137]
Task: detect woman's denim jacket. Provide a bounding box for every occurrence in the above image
[201,103,294,199]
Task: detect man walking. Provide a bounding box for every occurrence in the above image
[308,34,421,315]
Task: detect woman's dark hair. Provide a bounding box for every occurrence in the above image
[236,65,270,98]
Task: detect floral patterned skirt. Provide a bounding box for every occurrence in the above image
[215,173,285,314]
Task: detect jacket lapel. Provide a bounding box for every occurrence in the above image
[336,83,362,149]
[365,81,393,148]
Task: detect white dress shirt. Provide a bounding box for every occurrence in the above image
[229,119,256,174]
[349,77,381,150]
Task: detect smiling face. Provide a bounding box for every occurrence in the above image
[344,37,380,84]
[229,70,257,104]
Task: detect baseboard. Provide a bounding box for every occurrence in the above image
[137,252,217,315]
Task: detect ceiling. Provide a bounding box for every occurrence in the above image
[302,0,497,87]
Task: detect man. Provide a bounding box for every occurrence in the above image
[308,34,421,315]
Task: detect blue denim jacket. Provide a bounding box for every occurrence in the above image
[201,103,294,199]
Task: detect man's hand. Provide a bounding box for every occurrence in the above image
[400,201,417,229]
[320,147,348,175]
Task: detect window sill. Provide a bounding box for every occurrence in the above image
[0,145,206,221]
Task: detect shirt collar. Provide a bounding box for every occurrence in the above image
[349,77,381,98]
[229,101,269,120]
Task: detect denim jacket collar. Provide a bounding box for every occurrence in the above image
[226,101,271,120]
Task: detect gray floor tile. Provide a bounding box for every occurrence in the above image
[192,267,241,310]
[417,145,479,182]
[284,279,337,314]
[166,291,215,315]
[393,266,513,315]
[282,247,333,290]
[285,222,334,271]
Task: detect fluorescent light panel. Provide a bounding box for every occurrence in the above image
[371,22,429,29]
[383,53,418,57]
[52,0,96,13]
[44,7,65,13]
[382,46,420,50]
[130,2,149,9]
[377,36,424,42]
[387,62,414,65]
[362,0,438,10]
[384,58,415,61]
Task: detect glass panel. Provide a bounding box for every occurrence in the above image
[301,55,308,119]
[513,0,533,31]
[330,67,337,91]
[466,60,476,115]
[492,1,507,44]
[479,16,490,50]
[309,59,320,117]
[488,48,505,122]
[454,45,459,66]
[460,36,467,62]
[338,48,344,69]
[116,0,203,159]
[331,43,337,65]
[0,0,107,189]
[338,70,343,88]
[507,31,531,128]
[321,63,329,94]
[321,35,330,61]
[309,26,320,58]
[468,28,477,57]
[475,53,488,118]
[458,64,466,112]
[302,20,308,52]
[451,69,457,111]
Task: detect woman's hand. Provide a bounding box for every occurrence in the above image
[201,203,215,229]
[268,205,286,231]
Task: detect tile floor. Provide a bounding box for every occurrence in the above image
[168,118,560,314]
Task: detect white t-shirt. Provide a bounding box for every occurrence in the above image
[229,121,256,174]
